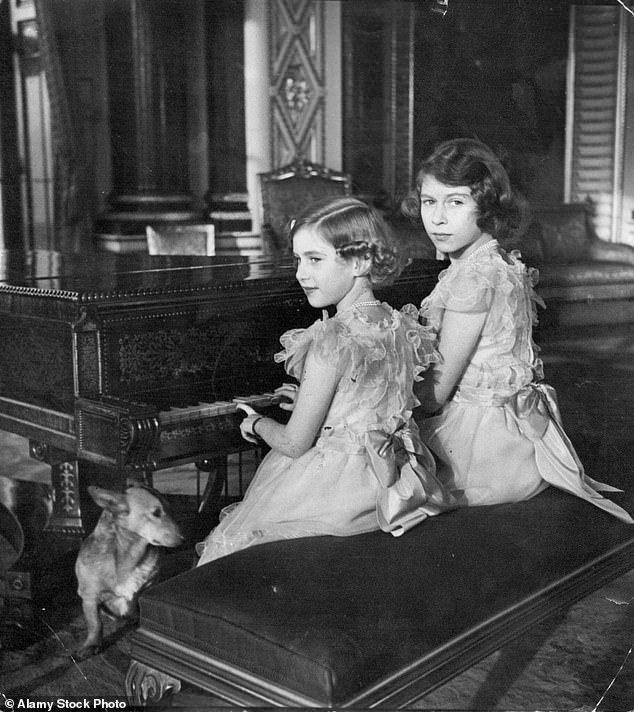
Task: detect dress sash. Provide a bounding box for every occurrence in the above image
[455,382,633,524]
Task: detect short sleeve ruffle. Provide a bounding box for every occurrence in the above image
[274,316,352,381]
[424,260,497,314]
[399,303,439,382]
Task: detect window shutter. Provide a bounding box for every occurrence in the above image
[567,5,628,243]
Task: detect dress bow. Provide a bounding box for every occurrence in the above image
[511,382,562,441]
[364,423,455,537]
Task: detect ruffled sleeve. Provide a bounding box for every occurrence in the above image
[425,260,497,314]
[274,316,364,381]
[274,318,323,381]
[399,303,439,382]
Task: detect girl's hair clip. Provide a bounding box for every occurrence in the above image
[288,218,297,232]
[337,240,373,253]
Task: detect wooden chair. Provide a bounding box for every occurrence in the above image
[258,158,352,253]
[146,224,216,256]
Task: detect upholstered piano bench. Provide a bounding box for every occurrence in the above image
[125,487,634,708]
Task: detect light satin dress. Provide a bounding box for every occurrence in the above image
[196,303,457,566]
[418,241,633,524]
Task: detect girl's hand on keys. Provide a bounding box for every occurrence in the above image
[274,382,299,411]
[236,403,261,444]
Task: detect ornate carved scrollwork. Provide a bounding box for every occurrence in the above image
[283,64,312,123]
[56,461,77,513]
[125,660,181,705]
[29,440,49,462]
[118,325,228,384]
[119,415,134,452]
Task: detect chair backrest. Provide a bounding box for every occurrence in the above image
[531,203,592,263]
[503,202,594,267]
[258,158,352,251]
[146,224,215,256]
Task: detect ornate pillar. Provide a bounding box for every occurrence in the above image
[95,0,202,252]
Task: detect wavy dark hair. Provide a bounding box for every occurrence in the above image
[288,196,406,286]
[401,138,522,240]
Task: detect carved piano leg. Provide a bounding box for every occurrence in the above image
[125,660,182,706]
[29,440,128,537]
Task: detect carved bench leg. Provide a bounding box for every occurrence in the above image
[125,660,181,706]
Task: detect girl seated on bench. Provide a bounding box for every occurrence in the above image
[402,137,633,524]
[196,196,456,566]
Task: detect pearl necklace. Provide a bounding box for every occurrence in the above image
[468,239,499,260]
[467,239,498,260]
[351,299,381,308]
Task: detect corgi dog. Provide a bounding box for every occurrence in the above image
[75,485,183,658]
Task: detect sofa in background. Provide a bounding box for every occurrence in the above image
[505,201,634,328]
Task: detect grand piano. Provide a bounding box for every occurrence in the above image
[0,250,444,541]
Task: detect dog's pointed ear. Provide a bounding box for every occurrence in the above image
[88,486,130,514]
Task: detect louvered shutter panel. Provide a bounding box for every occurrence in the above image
[568,5,627,242]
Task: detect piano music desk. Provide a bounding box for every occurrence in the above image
[125,483,634,707]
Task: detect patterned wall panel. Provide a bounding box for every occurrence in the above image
[269,0,325,166]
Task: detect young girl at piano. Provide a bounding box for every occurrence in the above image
[401,137,632,523]
[196,196,456,565]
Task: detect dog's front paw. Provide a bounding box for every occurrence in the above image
[104,593,137,619]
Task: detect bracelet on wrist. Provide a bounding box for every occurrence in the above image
[251,415,263,437]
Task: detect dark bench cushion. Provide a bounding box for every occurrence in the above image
[134,486,634,707]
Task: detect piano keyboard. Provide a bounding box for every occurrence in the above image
[158,392,284,426]
[76,391,291,473]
